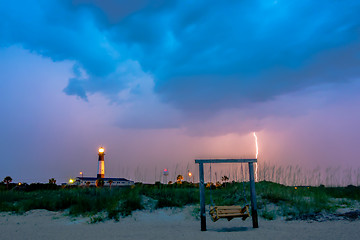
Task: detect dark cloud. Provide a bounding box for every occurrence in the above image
[1,0,360,117]
[101,0,360,113]
[0,0,121,99]
[69,0,174,24]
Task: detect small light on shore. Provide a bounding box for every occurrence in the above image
[69,179,74,184]
[188,172,192,177]
[294,187,297,190]
[18,182,21,186]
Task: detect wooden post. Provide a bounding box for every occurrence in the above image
[248,162,259,228]
[199,162,206,231]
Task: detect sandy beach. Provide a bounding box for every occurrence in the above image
[1,207,359,240]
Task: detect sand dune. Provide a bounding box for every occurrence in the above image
[0,207,359,240]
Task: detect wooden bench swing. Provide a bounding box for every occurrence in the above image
[207,162,250,222]
[195,159,259,231]
[209,205,250,222]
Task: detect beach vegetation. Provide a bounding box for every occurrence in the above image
[260,206,276,220]
[3,176,12,189]
[95,179,104,188]
[89,215,104,224]
[176,175,184,184]
[108,180,113,189]
[0,180,359,221]
[48,178,56,184]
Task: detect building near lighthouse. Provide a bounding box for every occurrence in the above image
[75,177,134,187]
[74,147,134,187]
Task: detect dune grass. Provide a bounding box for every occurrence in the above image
[0,187,143,220]
[0,181,359,221]
[139,183,199,208]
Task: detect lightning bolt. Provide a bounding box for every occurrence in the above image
[253,132,259,182]
[253,132,258,159]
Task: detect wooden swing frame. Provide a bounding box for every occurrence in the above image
[195,159,259,231]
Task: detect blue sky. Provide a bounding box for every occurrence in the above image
[1,0,360,183]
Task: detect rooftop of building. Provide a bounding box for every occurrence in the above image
[75,177,133,182]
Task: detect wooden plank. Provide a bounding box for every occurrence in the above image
[195,159,257,164]
[213,205,249,213]
[199,162,206,231]
[218,211,244,215]
[217,210,244,214]
[217,213,249,217]
[217,208,242,211]
[214,206,244,209]
[218,209,249,214]
[217,209,242,212]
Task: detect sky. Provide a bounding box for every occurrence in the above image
[1,0,360,184]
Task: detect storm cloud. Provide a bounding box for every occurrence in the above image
[1,1,360,183]
[1,0,360,118]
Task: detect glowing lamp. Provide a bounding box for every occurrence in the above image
[188,172,192,177]
[69,179,74,184]
[98,147,105,153]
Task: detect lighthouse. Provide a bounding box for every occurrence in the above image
[97,147,105,178]
[74,146,134,187]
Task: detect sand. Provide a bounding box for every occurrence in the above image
[0,207,359,240]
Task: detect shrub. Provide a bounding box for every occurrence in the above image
[89,216,104,224]
[119,188,143,216]
[261,208,276,220]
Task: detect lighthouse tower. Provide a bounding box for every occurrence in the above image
[97,147,105,178]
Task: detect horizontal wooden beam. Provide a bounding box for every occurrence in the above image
[195,159,257,164]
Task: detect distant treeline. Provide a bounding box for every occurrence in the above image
[0,182,60,191]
